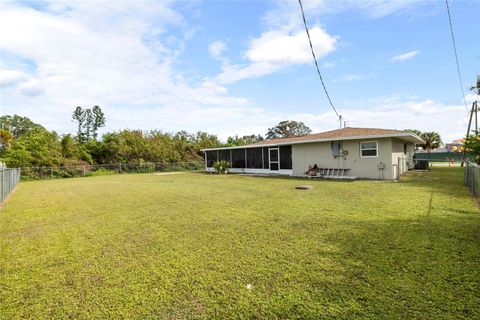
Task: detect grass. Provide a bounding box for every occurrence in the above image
[1,168,479,319]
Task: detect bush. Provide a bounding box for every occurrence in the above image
[464,135,480,164]
[213,160,230,174]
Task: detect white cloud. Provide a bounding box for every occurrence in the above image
[334,73,376,82]
[216,62,279,84]
[323,62,335,68]
[0,1,467,146]
[262,0,422,30]
[391,50,419,62]
[0,70,28,88]
[353,1,421,19]
[216,27,337,84]
[107,97,468,143]
[301,97,468,143]
[19,79,44,96]
[209,41,226,58]
[246,28,336,65]
[465,93,479,104]
[0,1,249,131]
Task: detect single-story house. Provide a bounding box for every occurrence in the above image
[202,127,425,180]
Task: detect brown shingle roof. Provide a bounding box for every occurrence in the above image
[201,127,424,151]
[252,127,406,146]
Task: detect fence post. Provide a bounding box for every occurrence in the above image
[83,166,86,177]
[465,162,468,185]
[473,164,476,196]
[1,170,4,203]
[6,170,9,200]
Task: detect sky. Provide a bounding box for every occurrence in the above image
[0,0,479,143]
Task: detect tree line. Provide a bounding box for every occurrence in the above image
[0,116,220,168]
[0,109,315,169]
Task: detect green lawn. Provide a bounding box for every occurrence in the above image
[1,168,479,319]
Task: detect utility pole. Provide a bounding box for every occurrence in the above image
[460,76,480,167]
[476,101,478,134]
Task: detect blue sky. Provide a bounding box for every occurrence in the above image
[0,0,479,142]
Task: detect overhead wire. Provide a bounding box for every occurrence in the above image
[445,0,470,115]
[297,0,339,118]
[299,0,470,120]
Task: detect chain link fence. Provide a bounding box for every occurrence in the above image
[465,161,480,197]
[20,161,204,181]
[1,168,21,203]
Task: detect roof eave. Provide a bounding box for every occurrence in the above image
[201,132,425,151]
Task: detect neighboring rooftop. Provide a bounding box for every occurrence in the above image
[202,127,425,151]
[449,138,465,144]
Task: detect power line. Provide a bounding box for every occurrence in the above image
[445,0,469,115]
[297,0,339,118]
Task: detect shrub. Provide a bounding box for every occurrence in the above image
[213,160,230,174]
[464,135,480,164]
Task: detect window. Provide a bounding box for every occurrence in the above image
[246,148,263,168]
[279,146,292,169]
[404,143,407,155]
[218,150,231,163]
[360,141,378,158]
[263,147,269,169]
[231,148,246,168]
[206,151,218,167]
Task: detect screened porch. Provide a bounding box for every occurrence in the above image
[204,145,292,174]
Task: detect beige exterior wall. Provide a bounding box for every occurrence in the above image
[391,138,415,179]
[292,138,403,179]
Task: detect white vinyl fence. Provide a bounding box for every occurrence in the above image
[1,168,21,203]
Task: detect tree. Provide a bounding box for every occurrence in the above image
[226,134,264,146]
[463,135,480,164]
[60,134,76,158]
[72,106,106,142]
[0,129,14,154]
[4,128,62,168]
[72,106,87,143]
[92,105,106,140]
[0,114,45,138]
[404,129,422,137]
[420,131,442,153]
[404,129,424,150]
[266,120,311,140]
[470,75,480,95]
[192,131,221,150]
[83,108,93,140]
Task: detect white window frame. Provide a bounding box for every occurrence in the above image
[360,141,378,158]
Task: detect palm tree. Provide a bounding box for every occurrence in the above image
[420,132,442,154]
